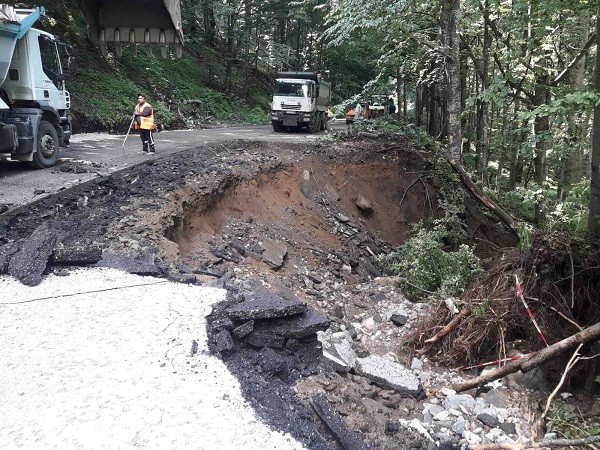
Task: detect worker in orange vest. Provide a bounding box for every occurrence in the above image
[134,93,155,153]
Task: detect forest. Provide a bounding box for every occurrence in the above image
[14,0,596,241]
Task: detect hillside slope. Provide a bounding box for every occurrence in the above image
[30,1,272,133]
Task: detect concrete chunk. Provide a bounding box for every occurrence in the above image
[225,292,307,321]
[317,330,357,372]
[356,355,422,396]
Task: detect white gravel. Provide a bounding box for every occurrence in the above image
[0,268,304,449]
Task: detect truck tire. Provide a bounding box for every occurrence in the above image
[272,122,285,132]
[308,116,320,134]
[29,121,60,169]
[321,113,328,131]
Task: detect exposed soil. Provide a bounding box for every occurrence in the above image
[2,136,562,449]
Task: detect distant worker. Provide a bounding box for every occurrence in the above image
[354,102,363,121]
[388,97,396,115]
[134,93,155,154]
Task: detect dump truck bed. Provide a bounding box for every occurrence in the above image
[0,6,44,87]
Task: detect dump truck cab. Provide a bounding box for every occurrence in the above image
[0,6,73,168]
[271,72,331,133]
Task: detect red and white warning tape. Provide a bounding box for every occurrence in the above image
[515,274,550,347]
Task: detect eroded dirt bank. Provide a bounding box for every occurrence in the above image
[0,137,546,449]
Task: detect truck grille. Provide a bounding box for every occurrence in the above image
[281,103,301,110]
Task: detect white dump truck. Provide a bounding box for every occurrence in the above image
[271,72,331,133]
[0,2,182,168]
[0,6,74,168]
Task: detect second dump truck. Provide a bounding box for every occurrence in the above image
[271,72,331,133]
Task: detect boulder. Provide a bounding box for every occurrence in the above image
[355,197,373,213]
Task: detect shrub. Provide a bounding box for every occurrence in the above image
[377,221,483,301]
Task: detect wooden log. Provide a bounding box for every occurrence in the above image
[451,321,600,392]
[445,153,519,237]
[424,307,471,344]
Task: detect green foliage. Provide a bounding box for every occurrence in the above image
[499,179,590,239]
[521,91,600,121]
[546,401,600,441]
[235,105,270,124]
[377,220,483,301]
[517,223,533,252]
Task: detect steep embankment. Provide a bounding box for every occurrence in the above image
[32,1,271,133]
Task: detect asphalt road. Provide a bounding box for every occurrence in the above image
[0,123,344,212]
[0,268,305,449]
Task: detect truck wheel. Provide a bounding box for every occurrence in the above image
[29,121,60,169]
[272,122,285,132]
[321,114,328,131]
[308,116,320,134]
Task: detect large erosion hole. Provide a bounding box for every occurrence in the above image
[164,155,437,264]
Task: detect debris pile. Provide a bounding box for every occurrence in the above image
[414,233,600,390]
[212,290,330,353]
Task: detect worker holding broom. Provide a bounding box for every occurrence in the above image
[133,93,156,153]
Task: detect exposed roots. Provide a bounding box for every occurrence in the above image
[414,232,600,390]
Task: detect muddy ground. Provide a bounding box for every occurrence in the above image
[1,136,558,449]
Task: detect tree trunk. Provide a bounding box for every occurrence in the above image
[443,0,462,161]
[533,74,550,224]
[588,0,600,240]
[478,0,492,185]
[202,0,216,47]
[416,84,424,127]
[451,321,600,393]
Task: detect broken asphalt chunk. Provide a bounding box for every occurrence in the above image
[253,309,330,339]
[95,253,161,276]
[225,292,307,321]
[244,331,286,349]
[8,223,57,286]
[310,394,370,450]
[51,242,102,265]
[232,320,254,339]
[214,330,235,354]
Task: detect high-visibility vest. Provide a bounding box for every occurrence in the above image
[134,102,155,130]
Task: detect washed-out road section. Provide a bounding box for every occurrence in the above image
[0,124,341,213]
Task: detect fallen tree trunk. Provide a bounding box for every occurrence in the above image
[445,153,519,237]
[451,321,600,392]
